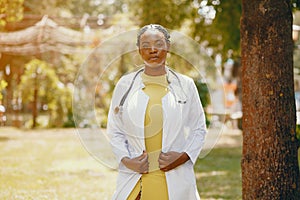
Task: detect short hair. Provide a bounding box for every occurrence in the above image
[136,24,171,47]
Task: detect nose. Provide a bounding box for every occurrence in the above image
[150,45,158,53]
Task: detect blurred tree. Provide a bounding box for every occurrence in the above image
[241,0,299,199]
[23,0,72,16]
[0,79,7,100]
[195,79,210,126]
[130,0,241,61]
[130,0,191,29]
[18,59,71,128]
[194,0,241,58]
[23,0,129,22]
[0,0,24,28]
[10,0,300,129]
[293,10,300,75]
[130,0,300,60]
[292,0,300,9]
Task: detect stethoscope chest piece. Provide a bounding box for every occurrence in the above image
[114,106,120,114]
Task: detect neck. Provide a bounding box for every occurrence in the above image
[144,64,166,76]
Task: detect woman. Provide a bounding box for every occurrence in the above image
[107,24,207,200]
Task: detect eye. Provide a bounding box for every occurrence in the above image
[142,44,150,49]
[155,42,164,48]
[141,42,150,49]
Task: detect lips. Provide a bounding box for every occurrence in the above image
[149,56,159,61]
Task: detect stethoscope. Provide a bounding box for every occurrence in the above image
[114,67,188,115]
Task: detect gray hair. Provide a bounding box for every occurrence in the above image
[136,24,171,47]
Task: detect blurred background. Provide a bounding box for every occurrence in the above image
[0,0,245,129]
[2,1,300,128]
[1,1,300,199]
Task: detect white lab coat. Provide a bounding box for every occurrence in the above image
[107,67,207,200]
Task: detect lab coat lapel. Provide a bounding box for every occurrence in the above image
[124,76,148,151]
[162,85,183,152]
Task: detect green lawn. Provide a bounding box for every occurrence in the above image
[196,147,242,200]
[0,127,117,200]
[0,127,244,199]
[2,127,298,199]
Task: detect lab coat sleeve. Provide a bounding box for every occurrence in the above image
[107,77,131,164]
[183,79,207,164]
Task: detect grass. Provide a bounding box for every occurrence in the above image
[2,126,299,200]
[0,127,244,199]
[196,147,242,200]
[0,127,116,200]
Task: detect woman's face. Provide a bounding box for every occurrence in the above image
[138,29,169,70]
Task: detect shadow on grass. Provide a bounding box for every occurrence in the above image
[0,136,10,142]
[195,146,242,200]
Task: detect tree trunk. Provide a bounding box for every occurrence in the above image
[32,78,38,129]
[241,1,300,199]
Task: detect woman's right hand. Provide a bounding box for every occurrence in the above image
[121,151,149,174]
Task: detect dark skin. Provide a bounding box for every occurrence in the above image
[158,151,190,172]
[138,29,169,76]
[121,29,190,173]
[121,151,149,174]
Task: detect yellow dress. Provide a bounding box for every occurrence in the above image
[127,72,169,200]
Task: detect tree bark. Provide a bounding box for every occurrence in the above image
[32,73,38,129]
[241,1,300,199]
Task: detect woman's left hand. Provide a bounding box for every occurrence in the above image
[158,151,190,172]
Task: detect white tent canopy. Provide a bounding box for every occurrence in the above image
[0,16,93,55]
